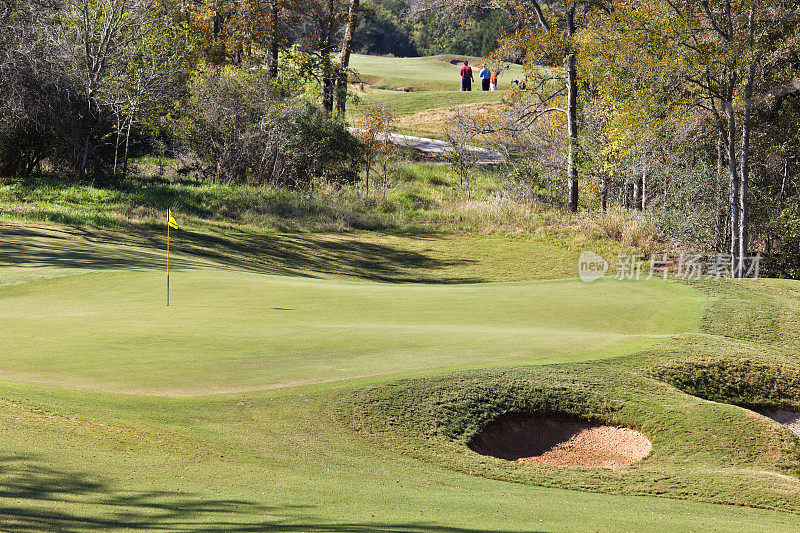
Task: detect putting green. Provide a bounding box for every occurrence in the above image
[3,257,800,530]
[0,270,703,395]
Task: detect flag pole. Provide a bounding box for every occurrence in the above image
[167,214,170,307]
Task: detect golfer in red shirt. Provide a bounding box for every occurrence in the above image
[460,61,474,91]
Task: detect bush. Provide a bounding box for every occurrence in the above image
[179,68,362,188]
[769,203,800,279]
[266,101,363,187]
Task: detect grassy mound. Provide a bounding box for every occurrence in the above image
[344,369,623,445]
[340,278,800,512]
[653,359,800,410]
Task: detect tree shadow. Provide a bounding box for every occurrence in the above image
[0,224,208,272]
[0,224,483,283]
[0,455,535,532]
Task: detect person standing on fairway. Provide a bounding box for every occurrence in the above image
[479,64,491,91]
[460,60,473,91]
[490,70,498,91]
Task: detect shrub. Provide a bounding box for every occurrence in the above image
[179,68,362,188]
[769,203,800,279]
[266,101,363,188]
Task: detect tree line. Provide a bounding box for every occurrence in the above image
[420,0,800,277]
[2,0,800,277]
[0,0,373,185]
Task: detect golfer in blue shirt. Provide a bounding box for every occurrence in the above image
[479,65,491,91]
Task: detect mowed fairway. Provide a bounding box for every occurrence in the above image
[346,54,528,138]
[0,270,700,395]
[349,54,525,92]
[4,233,800,531]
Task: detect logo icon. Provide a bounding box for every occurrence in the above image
[578,251,608,282]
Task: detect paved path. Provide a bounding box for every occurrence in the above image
[350,129,505,164]
[389,133,505,163]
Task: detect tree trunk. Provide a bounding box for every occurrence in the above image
[633,172,643,211]
[600,173,608,213]
[640,161,647,210]
[78,90,96,182]
[738,7,756,278]
[112,123,121,180]
[715,131,727,252]
[79,132,90,182]
[739,80,754,278]
[268,0,279,78]
[121,112,134,183]
[565,52,579,212]
[780,158,788,207]
[335,0,360,114]
[564,10,579,213]
[322,58,334,111]
[364,160,370,197]
[725,98,740,277]
[321,0,336,113]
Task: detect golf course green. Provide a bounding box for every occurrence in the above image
[0,269,701,395]
[3,225,800,531]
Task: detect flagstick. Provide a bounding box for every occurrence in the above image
[167,220,170,307]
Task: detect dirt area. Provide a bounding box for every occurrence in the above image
[469,414,652,469]
[760,409,800,436]
[395,102,504,139]
[434,55,473,66]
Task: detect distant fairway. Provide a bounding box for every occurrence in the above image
[349,54,525,92]
[347,54,527,137]
[0,270,701,395]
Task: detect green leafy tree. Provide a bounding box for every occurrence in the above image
[591,0,800,275]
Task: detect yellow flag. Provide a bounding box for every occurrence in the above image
[168,209,179,230]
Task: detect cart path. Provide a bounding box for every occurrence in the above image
[350,129,505,163]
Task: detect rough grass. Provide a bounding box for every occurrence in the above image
[390,102,504,140]
[0,162,655,276]
[0,164,525,233]
[652,359,800,410]
[580,208,660,249]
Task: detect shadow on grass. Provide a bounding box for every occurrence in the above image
[0,224,482,283]
[0,456,533,532]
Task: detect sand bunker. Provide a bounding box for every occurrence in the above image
[468,414,652,469]
[760,409,800,436]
